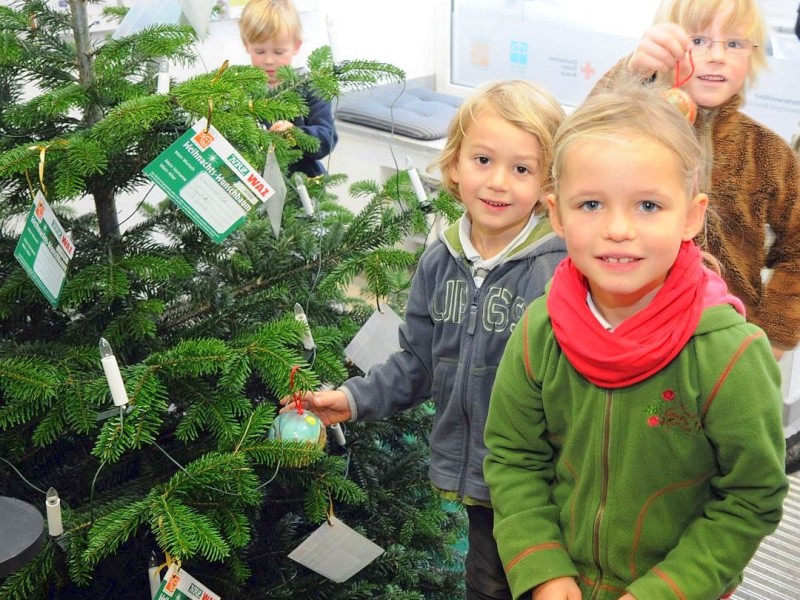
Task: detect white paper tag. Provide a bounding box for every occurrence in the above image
[288,516,384,583]
[344,303,402,374]
[13,190,75,309]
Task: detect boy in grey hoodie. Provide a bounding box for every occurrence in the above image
[289,80,566,600]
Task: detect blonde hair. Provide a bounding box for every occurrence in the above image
[551,75,720,272]
[552,75,703,200]
[652,0,767,86]
[239,0,302,46]
[434,80,565,202]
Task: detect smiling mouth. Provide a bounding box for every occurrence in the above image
[698,75,725,82]
[481,198,509,208]
[601,256,639,264]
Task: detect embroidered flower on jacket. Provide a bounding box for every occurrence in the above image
[646,389,700,434]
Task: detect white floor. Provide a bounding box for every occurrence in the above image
[734,470,800,600]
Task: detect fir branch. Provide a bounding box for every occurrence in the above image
[0,356,61,427]
[148,497,231,562]
[215,507,252,549]
[93,23,197,79]
[3,83,87,128]
[62,376,102,435]
[32,399,68,446]
[156,451,262,505]
[87,93,178,154]
[81,497,151,569]
[147,337,232,378]
[0,538,58,600]
[92,411,130,462]
[241,438,323,468]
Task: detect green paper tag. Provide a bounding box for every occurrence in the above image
[154,564,220,600]
[143,119,274,243]
[13,190,75,309]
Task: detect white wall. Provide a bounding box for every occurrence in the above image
[186,0,436,82]
[305,0,436,81]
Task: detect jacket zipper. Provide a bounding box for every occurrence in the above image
[590,390,613,600]
[457,283,482,499]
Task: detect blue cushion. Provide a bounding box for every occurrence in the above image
[336,87,462,140]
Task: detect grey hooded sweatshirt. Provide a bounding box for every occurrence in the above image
[341,215,566,502]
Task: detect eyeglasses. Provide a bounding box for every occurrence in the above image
[689,36,757,57]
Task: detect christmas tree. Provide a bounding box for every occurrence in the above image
[0,1,465,598]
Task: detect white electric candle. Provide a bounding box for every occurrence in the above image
[293,303,316,350]
[294,174,314,217]
[156,58,170,94]
[46,487,63,537]
[405,157,427,203]
[329,422,346,446]
[326,15,341,63]
[99,338,129,407]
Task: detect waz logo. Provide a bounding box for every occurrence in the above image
[431,280,526,332]
[227,153,250,177]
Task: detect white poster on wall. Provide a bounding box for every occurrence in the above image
[451,10,638,109]
[451,4,800,142]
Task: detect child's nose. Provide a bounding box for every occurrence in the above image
[604,211,634,240]
[706,40,727,60]
[487,166,508,190]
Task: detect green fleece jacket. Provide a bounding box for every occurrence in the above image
[484,297,788,600]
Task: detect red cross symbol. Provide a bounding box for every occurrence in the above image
[581,62,596,80]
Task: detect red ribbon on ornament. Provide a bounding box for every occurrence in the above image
[288,365,305,414]
[673,50,694,88]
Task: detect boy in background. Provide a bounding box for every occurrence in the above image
[239,0,337,177]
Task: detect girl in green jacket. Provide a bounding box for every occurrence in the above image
[484,77,788,600]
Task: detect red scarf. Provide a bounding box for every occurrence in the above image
[547,241,742,388]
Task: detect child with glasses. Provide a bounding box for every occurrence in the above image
[484,77,788,600]
[600,0,800,361]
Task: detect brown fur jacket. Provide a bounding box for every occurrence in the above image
[595,61,800,349]
[696,95,800,350]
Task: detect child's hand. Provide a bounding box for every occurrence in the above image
[627,23,692,76]
[618,595,636,600]
[532,577,582,600]
[269,120,295,133]
[280,389,351,425]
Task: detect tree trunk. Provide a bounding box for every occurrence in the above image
[68,0,120,237]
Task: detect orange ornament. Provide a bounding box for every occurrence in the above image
[662,53,697,124]
[661,87,697,124]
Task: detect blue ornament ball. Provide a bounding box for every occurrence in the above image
[269,408,326,447]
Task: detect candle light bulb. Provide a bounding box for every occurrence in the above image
[405,156,428,203]
[156,58,170,94]
[46,487,63,537]
[326,15,341,64]
[99,337,129,407]
[294,173,314,217]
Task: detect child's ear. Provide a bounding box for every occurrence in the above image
[547,194,565,238]
[449,161,460,186]
[293,39,302,54]
[683,192,708,241]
